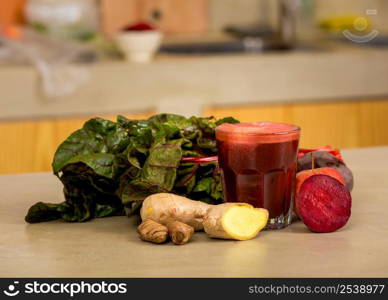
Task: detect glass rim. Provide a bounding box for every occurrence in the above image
[215,121,301,137]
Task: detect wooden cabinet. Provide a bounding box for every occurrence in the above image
[0,112,153,175]
[101,0,208,36]
[1,98,388,175]
[204,99,388,149]
[0,0,25,26]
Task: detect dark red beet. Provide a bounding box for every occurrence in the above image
[297,151,354,191]
[296,174,351,233]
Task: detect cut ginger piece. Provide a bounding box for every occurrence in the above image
[222,205,268,240]
[204,203,268,240]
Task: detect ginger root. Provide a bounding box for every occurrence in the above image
[166,221,194,245]
[137,219,168,244]
[137,219,194,245]
[139,193,268,244]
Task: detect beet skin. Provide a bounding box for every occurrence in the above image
[296,174,351,233]
[297,151,354,191]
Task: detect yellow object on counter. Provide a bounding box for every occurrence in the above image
[319,15,371,32]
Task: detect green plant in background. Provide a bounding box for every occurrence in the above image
[25,114,239,223]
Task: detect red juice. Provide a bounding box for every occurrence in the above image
[216,122,300,229]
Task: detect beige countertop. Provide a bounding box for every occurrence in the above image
[1,42,388,121]
[1,146,388,277]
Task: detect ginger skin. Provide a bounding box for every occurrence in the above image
[166,221,194,245]
[137,219,194,245]
[138,193,269,245]
[137,219,168,244]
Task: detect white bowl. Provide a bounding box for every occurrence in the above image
[116,30,162,63]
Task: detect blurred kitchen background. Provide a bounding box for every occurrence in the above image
[1,0,388,174]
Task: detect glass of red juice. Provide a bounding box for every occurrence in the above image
[216,122,300,229]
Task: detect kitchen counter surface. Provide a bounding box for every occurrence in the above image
[1,146,388,277]
[1,42,388,120]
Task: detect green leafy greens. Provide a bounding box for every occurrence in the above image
[25,114,239,223]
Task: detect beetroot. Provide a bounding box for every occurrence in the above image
[296,174,351,233]
[297,151,354,191]
[296,167,346,195]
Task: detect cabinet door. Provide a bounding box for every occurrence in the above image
[204,99,388,149]
[0,0,25,26]
[0,113,153,174]
[100,0,208,36]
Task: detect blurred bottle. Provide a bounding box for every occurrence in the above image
[294,0,320,42]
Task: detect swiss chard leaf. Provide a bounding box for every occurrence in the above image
[52,117,129,174]
[215,116,240,126]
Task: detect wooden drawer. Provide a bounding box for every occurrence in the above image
[0,112,153,175]
[204,99,388,149]
[2,99,388,175]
